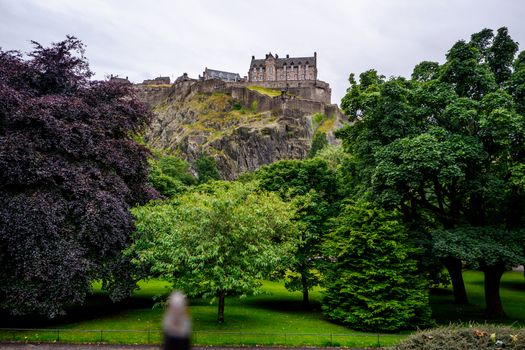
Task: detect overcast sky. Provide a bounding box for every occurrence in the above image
[1,0,524,104]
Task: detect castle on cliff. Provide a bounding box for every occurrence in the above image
[138,52,331,104]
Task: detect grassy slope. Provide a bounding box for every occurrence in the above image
[2,271,524,346]
[247,85,282,97]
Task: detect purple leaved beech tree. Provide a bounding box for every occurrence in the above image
[0,36,157,317]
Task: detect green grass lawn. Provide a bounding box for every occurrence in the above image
[1,271,524,347]
[247,85,284,97]
[430,270,525,326]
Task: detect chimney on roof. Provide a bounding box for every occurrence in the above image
[252,55,254,60]
[314,52,317,58]
[276,54,278,58]
[286,54,289,58]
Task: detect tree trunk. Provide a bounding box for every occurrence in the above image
[301,272,309,308]
[443,257,469,304]
[217,291,225,323]
[483,265,506,319]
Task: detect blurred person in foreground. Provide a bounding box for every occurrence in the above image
[163,291,191,350]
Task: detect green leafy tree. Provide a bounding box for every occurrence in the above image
[322,203,433,332]
[487,27,519,85]
[196,152,221,183]
[337,27,525,318]
[148,150,195,197]
[440,40,497,99]
[411,61,440,82]
[432,227,525,317]
[508,51,525,114]
[254,159,339,306]
[470,28,494,61]
[128,181,296,323]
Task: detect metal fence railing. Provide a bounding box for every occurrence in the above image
[0,328,401,347]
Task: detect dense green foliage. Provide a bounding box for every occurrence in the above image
[196,152,221,183]
[148,150,195,196]
[337,26,525,318]
[254,159,339,306]
[308,131,329,157]
[0,37,155,317]
[128,181,296,322]
[322,203,433,331]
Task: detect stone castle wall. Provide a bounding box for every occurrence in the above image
[134,85,173,107]
[228,84,339,120]
[226,80,331,105]
[136,78,341,123]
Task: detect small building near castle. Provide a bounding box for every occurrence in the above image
[109,75,131,84]
[201,68,242,82]
[248,53,317,82]
[142,76,171,85]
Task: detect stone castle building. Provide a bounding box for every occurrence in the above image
[137,52,331,104]
[201,67,242,82]
[248,52,317,82]
[142,76,170,85]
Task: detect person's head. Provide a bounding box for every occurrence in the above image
[167,291,188,315]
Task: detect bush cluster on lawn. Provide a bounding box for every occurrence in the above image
[396,324,525,350]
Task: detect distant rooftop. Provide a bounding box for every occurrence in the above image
[203,68,241,82]
[250,53,317,68]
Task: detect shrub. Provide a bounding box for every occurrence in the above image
[251,100,258,113]
[232,100,243,111]
[313,112,326,125]
[196,152,221,183]
[396,324,525,350]
[308,132,329,157]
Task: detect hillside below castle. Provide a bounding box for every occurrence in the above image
[135,53,347,179]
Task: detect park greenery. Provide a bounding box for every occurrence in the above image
[337,26,525,319]
[0,272,524,347]
[128,181,296,323]
[1,26,525,341]
[322,203,433,331]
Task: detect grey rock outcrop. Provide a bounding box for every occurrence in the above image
[140,79,347,180]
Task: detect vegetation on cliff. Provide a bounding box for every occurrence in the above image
[145,85,342,179]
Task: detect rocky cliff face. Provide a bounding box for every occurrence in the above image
[140,79,347,180]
